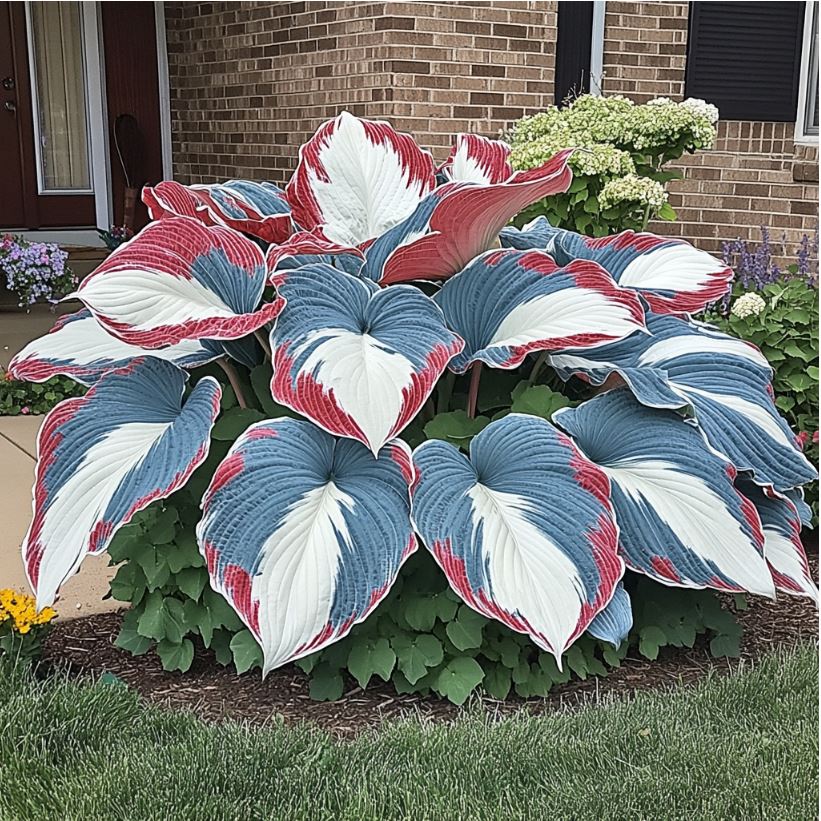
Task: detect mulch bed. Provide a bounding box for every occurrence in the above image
[42,552,819,736]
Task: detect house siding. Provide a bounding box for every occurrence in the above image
[165,0,818,255]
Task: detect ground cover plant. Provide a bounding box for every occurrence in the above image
[0,369,85,416]
[8,112,817,705]
[0,645,816,820]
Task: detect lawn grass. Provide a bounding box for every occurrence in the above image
[0,645,817,821]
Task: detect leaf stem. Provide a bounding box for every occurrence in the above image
[437,370,456,414]
[641,202,652,232]
[254,329,272,360]
[528,350,549,385]
[216,357,248,409]
[466,362,482,419]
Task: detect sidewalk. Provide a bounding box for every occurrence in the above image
[1,306,119,617]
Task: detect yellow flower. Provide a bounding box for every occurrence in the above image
[0,588,56,634]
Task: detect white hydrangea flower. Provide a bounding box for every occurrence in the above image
[646,97,675,107]
[731,292,766,319]
[681,97,720,125]
[599,174,667,210]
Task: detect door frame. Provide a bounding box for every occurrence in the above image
[82,0,112,231]
[16,1,173,240]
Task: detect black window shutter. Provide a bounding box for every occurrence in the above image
[555,2,594,106]
[685,2,805,121]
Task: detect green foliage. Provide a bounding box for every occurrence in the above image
[0,646,817,820]
[106,355,748,702]
[704,279,819,520]
[507,94,717,234]
[0,371,85,416]
[0,623,51,667]
[109,506,746,702]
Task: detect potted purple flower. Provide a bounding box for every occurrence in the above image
[0,234,76,310]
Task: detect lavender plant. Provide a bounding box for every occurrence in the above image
[0,235,75,309]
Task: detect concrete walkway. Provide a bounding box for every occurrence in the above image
[1,307,118,617]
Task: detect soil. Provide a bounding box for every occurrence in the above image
[42,553,819,737]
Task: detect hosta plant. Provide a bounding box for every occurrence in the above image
[10,113,817,702]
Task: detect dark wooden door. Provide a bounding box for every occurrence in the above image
[0,1,95,229]
[0,3,30,227]
[101,2,164,231]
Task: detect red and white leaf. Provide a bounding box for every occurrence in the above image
[143,179,292,244]
[75,217,283,348]
[439,134,513,184]
[367,149,574,285]
[8,309,221,385]
[285,111,436,246]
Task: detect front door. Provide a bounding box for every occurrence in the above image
[0,1,95,229]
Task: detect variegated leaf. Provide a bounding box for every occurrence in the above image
[285,111,436,247]
[75,217,284,348]
[8,309,221,386]
[143,179,292,244]
[197,419,416,672]
[411,413,623,662]
[546,227,733,314]
[549,313,816,491]
[433,249,646,373]
[270,263,463,454]
[439,133,512,184]
[23,357,221,608]
[554,389,776,597]
[736,479,818,603]
[586,583,632,647]
[361,150,574,285]
[265,230,364,279]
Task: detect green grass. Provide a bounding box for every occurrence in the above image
[0,646,817,821]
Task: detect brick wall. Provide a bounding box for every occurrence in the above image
[165,1,557,185]
[601,0,818,255]
[165,0,817,255]
[600,1,688,101]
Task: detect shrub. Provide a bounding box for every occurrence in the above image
[10,114,816,705]
[703,228,819,522]
[506,94,717,235]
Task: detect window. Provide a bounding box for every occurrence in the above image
[797,1,819,140]
[26,1,92,193]
[685,2,805,122]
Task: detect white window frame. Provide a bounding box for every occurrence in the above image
[590,1,606,96]
[23,1,112,230]
[154,1,173,179]
[795,0,819,144]
[24,1,96,195]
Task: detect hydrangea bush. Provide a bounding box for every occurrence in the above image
[9,113,817,702]
[507,94,718,235]
[0,234,75,309]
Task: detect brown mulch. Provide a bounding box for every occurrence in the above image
[42,551,819,736]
